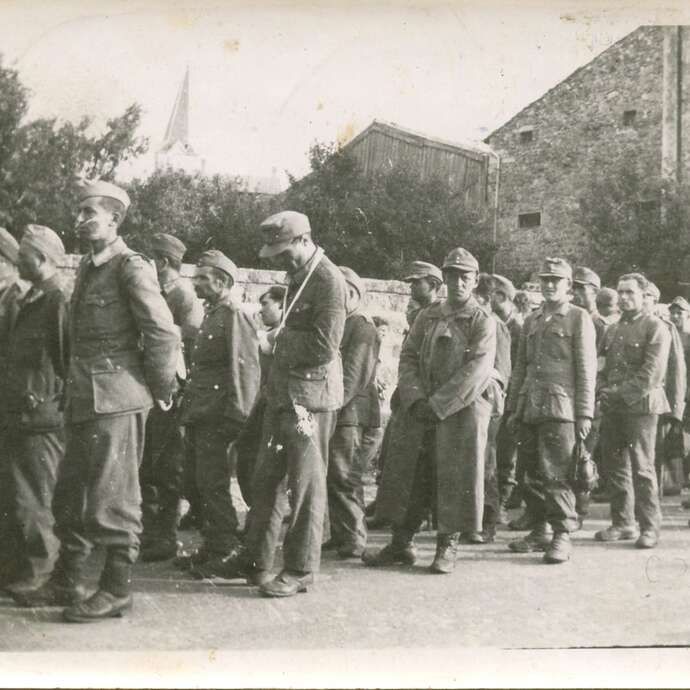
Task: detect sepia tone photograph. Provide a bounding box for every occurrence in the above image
[1,0,690,687]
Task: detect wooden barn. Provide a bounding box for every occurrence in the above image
[342,120,495,209]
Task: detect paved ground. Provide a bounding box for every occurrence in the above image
[3,493,690,657]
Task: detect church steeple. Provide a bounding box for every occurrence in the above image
[155,67,204,172]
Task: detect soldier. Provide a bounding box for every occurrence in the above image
[324,267,379,558]
[643,282,686,497]
[596,287,620,324]
[491,274,524,522]
[245,211,347,597]
[0,228,22,586]
[507,258,597,564]
[176,250,261,576]
[1,226,69,595]
[15,180,180,621]
[595,273,670,548]
[139,233,204,562]
[474,273,511,543]
[363,248,496,573]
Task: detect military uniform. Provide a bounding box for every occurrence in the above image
[139,234,204,558]
[507,259,597,560]
[326,268,380,556]
[178,251,260,558]
[598,309,670,540]
[247,212,347,592]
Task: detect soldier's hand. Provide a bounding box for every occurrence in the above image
[576,417,592,441]
[411,399,438,423]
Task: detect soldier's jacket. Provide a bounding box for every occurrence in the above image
[1,275,69,431]
[504,310,523,368]
[486,313,512,418]
[65,237,180,423]
[337,310,380,427]
[268,249,347,412]
[590,309,608,350]
[507,301,597,423]
[179,294,260,425]
[599,311,671,416]
[659,316,687,421]
[398,297,497,420]
[160,275,204,369]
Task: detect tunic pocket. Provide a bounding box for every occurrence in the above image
[92,366,153,415]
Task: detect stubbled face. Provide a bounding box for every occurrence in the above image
[75,197,119,245]
[540,275,570,303]
[444,269,477,306]
[193,266,225,301]
[260,295,282,328]
[409,277,435,305]
[617,279,644,313]
[17,244,43,282]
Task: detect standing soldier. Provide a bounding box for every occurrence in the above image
[596,273,670,548]
[139,233,204,562]
[2,226,68,595]
[324,267,379,558]
[176,250,260,576]
[0,228,22,586]
[363,248,496,573]
[507,258,596,564]
[16,180,180,621]
[246,211,347,597]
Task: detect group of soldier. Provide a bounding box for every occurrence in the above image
[0,177,688,624]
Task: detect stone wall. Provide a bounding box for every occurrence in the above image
[486,26,665,284]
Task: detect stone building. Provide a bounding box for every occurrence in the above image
[485,26,688,282]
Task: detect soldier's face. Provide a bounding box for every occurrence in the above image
[193,266,224,300]
[670,308,687,330]
[259,295,282,328]
[572,283,597,309]
[410,277,434,304]
[75,198,119,244]
[642,293,657,312]
[444,269,476,305]
[540,276,569,303]
[617,279,644,313]
[17,244,43,282]
[345,284,361,314]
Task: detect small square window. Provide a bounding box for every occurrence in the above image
[519,130,534,144]
[623,109,637,126]
[518,212,541,229]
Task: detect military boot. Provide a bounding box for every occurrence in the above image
[508,509,537,531]
[429,533,459,574]
[508,523,553,553]
[543,532,572,564]
[361,530,416,567]
[13,568,87,608]
[192,544,251,580]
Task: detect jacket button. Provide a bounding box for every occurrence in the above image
[213,384,219,390]
[208,334,213,339]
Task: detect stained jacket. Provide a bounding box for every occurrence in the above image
[1,275,69,431]
[268,248,347,412]
[398,297,497,420]
[337,310,380,427]
[179,294,261,425]
[659,317,686,421]
[599,311,671,416]
[507,301,597,423]
[161,275,204,369]
[65,237,180,422]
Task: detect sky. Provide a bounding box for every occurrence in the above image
[0,1,681,186]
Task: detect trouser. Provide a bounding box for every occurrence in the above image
[53,412,148,597]
[327,424,367,550]
[483,414,502,534]
[496,415,519,502]
[395,400,490,538]
[655,417,684,495]
[574,415,600,517]
[183,432,203,521]
[602,412,662,534]
[7,428,64,581]
[247,406,337,574]
[140,405,185,546]
[0,429,19,580]
[516,420,578,534]
[357,425,385,477]
[185,422,240,554]
[235,398,267,508]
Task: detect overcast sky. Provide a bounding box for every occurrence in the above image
[0,1,679,184]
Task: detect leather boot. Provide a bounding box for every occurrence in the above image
[13,566,87,608]
[508,523,553,553]
[429,533,459,574]
[543,532,572,564]
[361,529,416,567]
[63,590,133,623]
[192,544,251,580]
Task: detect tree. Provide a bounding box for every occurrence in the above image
[578,152,690,297]
[0,55,148,251]
[284,142,493,279]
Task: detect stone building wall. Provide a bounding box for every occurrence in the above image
[486,26,666,283]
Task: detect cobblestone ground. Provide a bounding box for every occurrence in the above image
[3,485,690,655]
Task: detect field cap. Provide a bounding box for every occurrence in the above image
[441,247,479,272]
[492,274,516,300]
[573,266,601,290]
[77,179,131,210]
[670,296,690,313]
[644,282,660,301]
[21,224,65,263]
[152,233,187,263]
[259,211,311,259]
[402,260,442,283]
[197,249,238,282]
[539,257,572,280]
